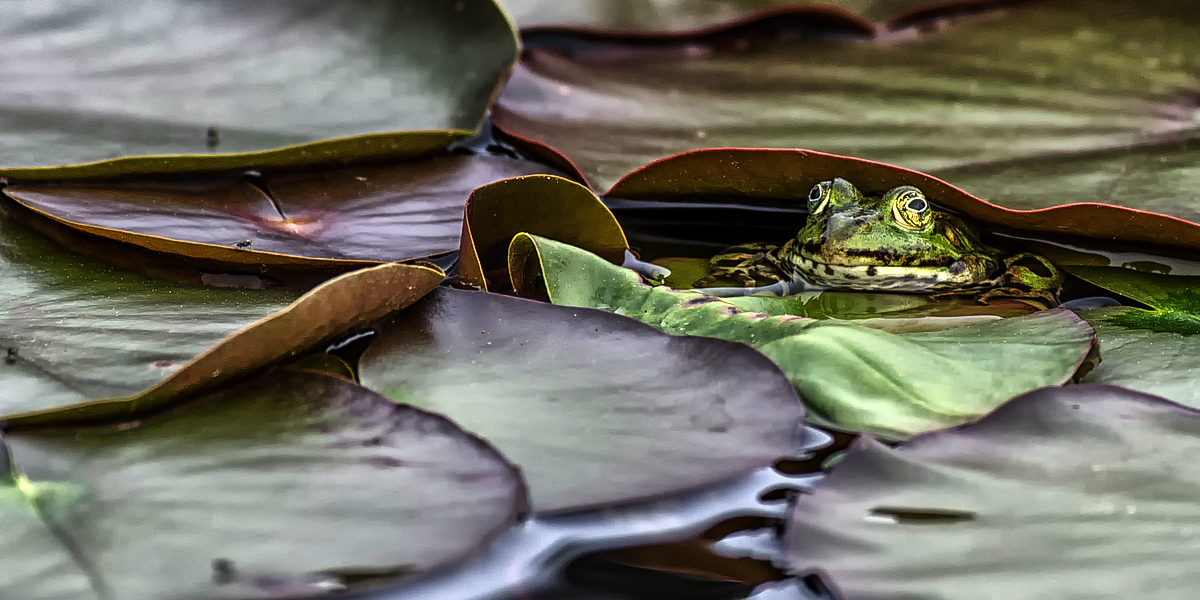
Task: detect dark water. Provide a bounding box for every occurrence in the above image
[335,427,833,600]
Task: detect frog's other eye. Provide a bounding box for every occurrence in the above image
[807,181,831,216]
[889,187,933,230]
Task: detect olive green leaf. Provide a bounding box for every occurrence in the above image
[510,234,1097,440]
[0,205,443,422]
[0,369,525,600]
[494,0,1200,191]
[786,385,1200,600]
[5,144,561,266]
[359,287,804,512]
[0,0,518,177]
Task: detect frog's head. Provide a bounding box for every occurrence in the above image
[791,178,1000,291]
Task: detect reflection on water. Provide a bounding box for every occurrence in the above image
[340,428,832,600]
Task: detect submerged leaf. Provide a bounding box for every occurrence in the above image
[359,287,804,512]
[2,370,525,600]
[511,235,1096,439]
[0,0,519,176]
[786,385,1200,599]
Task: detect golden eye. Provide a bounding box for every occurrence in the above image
[892,189,932,230]
[807,182,830,216]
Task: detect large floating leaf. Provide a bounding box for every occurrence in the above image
[494,0,1200,191]
[0,204,443,421]
[0,0,519,177]
[459,174,628,289]
[1,369,525,600]
[606,148,1200,257]
[1055,266,1200,409]
[5,146,562,266]
[359,287,804,512]
[499,0,933,29]
[510,235,1095,439]
[785,385,1200,599]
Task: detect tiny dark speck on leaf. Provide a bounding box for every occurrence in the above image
[369,456,409,469]
[212,558,236,584]
[1071,404,1080,409]
[206,126,219,150]
[4,347,16,365]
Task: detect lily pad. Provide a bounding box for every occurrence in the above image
[0,202,443,421]
[459,174,628,289]
[500,0,928,29]
[4,145,563,266]
[1,369,525,600]
[785,384,1200,599]
[493,0,1200,191]
[510,234,1097,439]
[606,148,1200,257]
[358,286,804,512]
[1053,265,1200,408]
[0,0,519,177]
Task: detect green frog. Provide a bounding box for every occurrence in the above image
[695,178,1061,307]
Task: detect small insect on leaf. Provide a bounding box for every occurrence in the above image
[234,240,253,249]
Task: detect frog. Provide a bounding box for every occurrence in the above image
[694,178,1061,307]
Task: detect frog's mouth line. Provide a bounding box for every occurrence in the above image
[792,252,976,292]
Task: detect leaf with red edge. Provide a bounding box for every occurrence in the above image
[605,148,1200,260]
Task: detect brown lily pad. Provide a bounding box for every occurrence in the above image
[4,139,565,267]
[2,261,444,428]
[459,174,628,289]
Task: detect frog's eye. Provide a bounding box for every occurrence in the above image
[890,188,933,230]
[807,181,831,216]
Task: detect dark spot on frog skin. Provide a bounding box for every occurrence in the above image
[4,347,16,365]
[866,266,878,277]
[948,261,967,276]
[206,126,219,150]
[823,265,835,275]
[721,305,742,316]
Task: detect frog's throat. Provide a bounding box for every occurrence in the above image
[787,251,985,292]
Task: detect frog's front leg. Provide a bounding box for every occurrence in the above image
[976,253,1063,308]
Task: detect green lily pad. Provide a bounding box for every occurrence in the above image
[494,0,1200,191]
[359,287,804,512]
[1,369,525,600]
[1054,265,1200,408]
[5,147,562,266]
[785,384,1200,599]
[510,234,1097,439]
[0,0,519,177]
[0,203,443,421]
